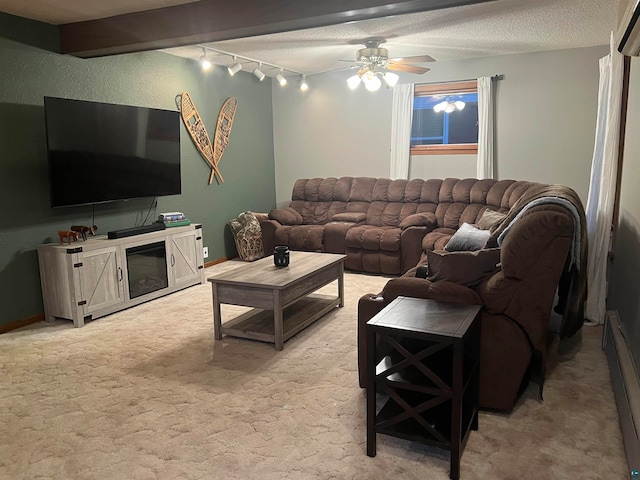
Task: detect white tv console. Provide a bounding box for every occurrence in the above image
[37,224,205,327]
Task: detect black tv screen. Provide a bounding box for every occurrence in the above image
[44,97,181,208]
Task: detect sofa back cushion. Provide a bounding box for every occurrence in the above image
[287,177,545,229]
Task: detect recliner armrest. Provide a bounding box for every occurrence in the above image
[382,277,482,305]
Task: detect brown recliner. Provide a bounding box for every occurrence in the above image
[357,188,587,412]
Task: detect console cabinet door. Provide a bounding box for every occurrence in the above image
[169,230,202,287]
[78,246,124,314]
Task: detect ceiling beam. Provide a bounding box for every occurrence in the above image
[59,0,497,58]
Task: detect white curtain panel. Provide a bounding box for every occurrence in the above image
[476,76,495,179]
[585,33,624,325]
[389,83,414,179]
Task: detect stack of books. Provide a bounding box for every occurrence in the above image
[158,212,191,227]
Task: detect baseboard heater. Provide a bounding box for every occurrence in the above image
[604,310,640,477]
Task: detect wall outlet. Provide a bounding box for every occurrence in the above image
[203,247,209,258]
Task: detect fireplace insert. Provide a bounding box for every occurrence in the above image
[126,241,168,299]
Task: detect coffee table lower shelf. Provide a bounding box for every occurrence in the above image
[220,293,339,346]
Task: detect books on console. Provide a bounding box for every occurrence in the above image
[158,212,191,227]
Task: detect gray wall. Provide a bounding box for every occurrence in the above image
[609,55,640,369]
[0,19,276,328]
[272,46,607,206]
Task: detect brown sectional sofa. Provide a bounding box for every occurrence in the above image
[261,176,587,411]
[260,177,536,275]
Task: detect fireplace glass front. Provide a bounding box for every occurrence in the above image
[126,241,169,299]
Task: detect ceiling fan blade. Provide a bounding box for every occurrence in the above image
[357,67,369,76]
[386,62,431,74]
[389,54,436,64]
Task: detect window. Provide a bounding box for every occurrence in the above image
[411,81,479,155]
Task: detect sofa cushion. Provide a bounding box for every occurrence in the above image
[445,223,491,251]
[477,209,507,230]
[332,212,367,223]
[427,248,501,287]
[269,207,303,225]
[399,212,437,230]
[345,225,401,251]
[274,225,324,252]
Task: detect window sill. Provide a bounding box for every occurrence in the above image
[411,144,478,155]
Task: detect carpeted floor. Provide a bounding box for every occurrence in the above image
[0,259,628,479]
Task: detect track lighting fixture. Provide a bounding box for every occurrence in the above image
[299,75,309,91]
[196,45,307,90]
[228,57,242,76]
[276,70,287,86]
[199,48,212,71]
[253,64,266,82]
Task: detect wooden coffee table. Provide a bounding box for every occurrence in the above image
[207,251,345,350]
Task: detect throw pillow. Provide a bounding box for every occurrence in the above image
[427,248,501,287]
[268,207,303,225]
[332,212,367,223]
[399,212,437,230]
[477,209,507,231]
[444,223,491,251]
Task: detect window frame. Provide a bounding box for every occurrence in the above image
[411,80,479,156]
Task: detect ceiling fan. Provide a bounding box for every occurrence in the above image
[344,38,435,91]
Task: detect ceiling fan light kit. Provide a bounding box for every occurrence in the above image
[433,99,466,113]
[347,74,362,90]
[345,38,435,92]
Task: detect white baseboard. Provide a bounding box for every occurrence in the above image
[604,310,640,478]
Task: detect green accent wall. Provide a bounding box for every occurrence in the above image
[0,22,276,327]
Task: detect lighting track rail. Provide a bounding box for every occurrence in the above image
[197,44,309,90]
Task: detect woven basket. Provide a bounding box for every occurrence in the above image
[229,211,264,262]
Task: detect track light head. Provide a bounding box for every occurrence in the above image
[228,57,242,76]
[276,70,287,86]
[253,64,266,82]
[299,75,309,91]
[199,49,212,71]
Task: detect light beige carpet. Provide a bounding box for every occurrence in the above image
[0,260,627,480]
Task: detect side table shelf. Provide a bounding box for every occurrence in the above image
[366,296,481,480]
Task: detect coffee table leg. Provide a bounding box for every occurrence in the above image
[338,263,345,308]
[212,283,222,340]
[274,290,283,350]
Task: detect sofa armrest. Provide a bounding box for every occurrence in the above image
[324,221,358,254]
[381,277,482,305]
[399,226,431,274]
[268,207,303,225]
[258,218,281,256]
[399,212,437,230]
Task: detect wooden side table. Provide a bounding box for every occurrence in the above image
[366,296,481,480]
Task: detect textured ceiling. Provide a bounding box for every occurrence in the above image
[163,0,619,76]
[0,0,620,77]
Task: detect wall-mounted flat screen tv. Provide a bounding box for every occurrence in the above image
[44,97,181,208]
